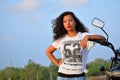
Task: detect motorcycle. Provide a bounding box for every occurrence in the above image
[91,18,120,80]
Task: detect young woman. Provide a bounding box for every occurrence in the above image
[46,11,106,80]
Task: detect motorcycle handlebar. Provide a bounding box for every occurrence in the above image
[89,39,117,59]
[89,39,109,46]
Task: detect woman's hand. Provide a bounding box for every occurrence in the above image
[58,58,64,67]
[80,36,88,49]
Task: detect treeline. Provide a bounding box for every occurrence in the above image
[0,58,110,80]
[87,58,110,76]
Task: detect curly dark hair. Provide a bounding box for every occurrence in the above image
[52,11,88,40]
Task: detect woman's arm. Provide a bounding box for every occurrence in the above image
[81,35,106,49]
[46,45,60,67]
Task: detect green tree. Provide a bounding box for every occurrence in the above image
[49,63,58,80]
[87,58,110,76]
[20,59,42,80]
[19,59,50,80]
[0,67,20,80]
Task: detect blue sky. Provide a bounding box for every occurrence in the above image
[0,0,120,69]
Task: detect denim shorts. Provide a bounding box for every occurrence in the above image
[57,76,86,80]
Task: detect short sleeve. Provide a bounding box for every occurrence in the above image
[82,32,95,50]
[52,39,60,49]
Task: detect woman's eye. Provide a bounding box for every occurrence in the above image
[70,19,73,22]
[63,21,66,23]
[63,19,74,23]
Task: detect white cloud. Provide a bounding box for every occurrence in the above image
[11,0,40,12]
[61,0,88,8]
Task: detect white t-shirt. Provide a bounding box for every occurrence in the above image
[52,32,94,75]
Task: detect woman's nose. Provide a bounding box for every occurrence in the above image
[66,21,70,25]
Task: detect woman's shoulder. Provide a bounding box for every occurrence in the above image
[78,32,94,39]
[53,35,66,42]
[78,32,89,36]
[80,32,93,35]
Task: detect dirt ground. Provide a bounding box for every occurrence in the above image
[87,75,106,80]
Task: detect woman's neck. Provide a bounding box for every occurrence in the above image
[67,31,78,37]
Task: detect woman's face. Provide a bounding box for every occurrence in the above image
[63,15,76,32]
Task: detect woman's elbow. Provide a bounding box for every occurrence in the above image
[46,49,50,56]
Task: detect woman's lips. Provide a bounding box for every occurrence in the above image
[67,26,71,28]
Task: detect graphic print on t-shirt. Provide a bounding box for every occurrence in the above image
[62,40,82,65]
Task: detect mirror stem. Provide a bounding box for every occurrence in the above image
[101,28,109,41]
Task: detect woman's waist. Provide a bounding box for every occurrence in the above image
[58,72,85,77]
[59,62,84,69]
[58,65,84,75]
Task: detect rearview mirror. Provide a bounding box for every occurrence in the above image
[92,18,109,41]
[99,65,106,71]
[92,18,104,28]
